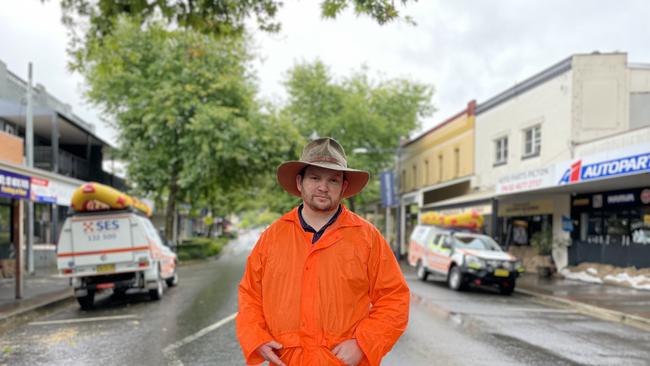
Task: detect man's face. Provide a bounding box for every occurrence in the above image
[296,165,349,213]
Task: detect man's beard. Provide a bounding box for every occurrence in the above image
[304,192,341,213]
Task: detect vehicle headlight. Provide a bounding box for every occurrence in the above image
[514,260,525,272]
[502,261,514,270]
[465,255,485,269]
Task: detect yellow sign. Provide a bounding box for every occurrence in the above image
[498,200,554,217]
[645,215,650,226]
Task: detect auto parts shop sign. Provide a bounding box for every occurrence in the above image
[0,169,30,199]
[558,145,650,185]
[497,144,650,194]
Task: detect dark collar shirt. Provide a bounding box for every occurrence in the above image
[298,204,342,244]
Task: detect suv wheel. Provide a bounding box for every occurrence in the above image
[77,290,95,310]
[447,266,466,291]
[416,260,429,281]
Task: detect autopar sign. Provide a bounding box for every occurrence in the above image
[558,144,650,185]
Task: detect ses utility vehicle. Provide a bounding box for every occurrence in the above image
[57,183,178,309]
[408,211,524,295]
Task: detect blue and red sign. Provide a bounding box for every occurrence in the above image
[559,151,650,185]
[0,169,30,199]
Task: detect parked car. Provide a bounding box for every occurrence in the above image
[408,225,524,295]
[57,209,178,309]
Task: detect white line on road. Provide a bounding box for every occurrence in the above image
[29,314,138,326]
[163,312,237,366]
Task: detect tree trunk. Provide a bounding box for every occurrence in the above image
[347,196,356,212]
[165,169,180,242]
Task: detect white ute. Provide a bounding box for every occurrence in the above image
[57,209,178,309]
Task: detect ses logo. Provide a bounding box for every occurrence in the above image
[559,152,650,185]
[83,220,120,234]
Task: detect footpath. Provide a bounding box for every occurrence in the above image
[0,269,72,333]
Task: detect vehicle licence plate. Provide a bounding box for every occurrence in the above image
[494,269,509,277]
[97,264,115,273]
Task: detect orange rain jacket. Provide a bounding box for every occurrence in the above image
[236,205,410,366]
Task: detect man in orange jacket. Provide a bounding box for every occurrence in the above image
[236,137,410,366]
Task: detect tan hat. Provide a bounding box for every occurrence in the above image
[277,137,369,198]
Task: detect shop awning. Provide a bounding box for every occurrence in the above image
[422,189,495,210]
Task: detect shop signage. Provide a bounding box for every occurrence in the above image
[496,167,555,194]
[31,177,57,204]
[51,181,78,206]
[562,215,573,232]
[498,200,554,217]
[379,170,396,207]
[558,147,650,185]
[641,189,650,205]
[606,193,635,204]
[0,169,30,199]
[572,198,590,206]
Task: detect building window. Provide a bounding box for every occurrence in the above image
[454,148,460,177]
[438,155,443,182]
[494,137,508,165]
[523,125,541,158]
[412,164,417,189]
[424,160,429,185]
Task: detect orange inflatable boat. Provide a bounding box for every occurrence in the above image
[70,182,152,217]
[420,210,484,230]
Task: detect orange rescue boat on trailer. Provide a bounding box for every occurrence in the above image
[420,210,484,230]
[70,182,152,217]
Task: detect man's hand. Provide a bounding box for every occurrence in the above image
[332,339,363,366]
[255,340,286,366]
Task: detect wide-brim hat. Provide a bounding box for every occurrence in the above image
[277,137,369,199]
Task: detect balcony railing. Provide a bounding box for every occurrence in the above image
[34,146,90,180]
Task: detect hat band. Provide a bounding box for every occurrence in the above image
[308,156,347,167]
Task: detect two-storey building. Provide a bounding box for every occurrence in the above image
[474,52,650,269]
[0,59,124,280]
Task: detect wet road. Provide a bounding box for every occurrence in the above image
[1,229,649,365]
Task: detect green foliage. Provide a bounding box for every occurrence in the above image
[177,237,228,261]
[283,60,434,208]
[56,0,417,70]
[531,228,553,256]
[80,19,299,238]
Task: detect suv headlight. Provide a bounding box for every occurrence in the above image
[502,261,514,270]
[514,260,525,272]
[465,255,485,269]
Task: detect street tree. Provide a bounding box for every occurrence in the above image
[283,60,434,211]
[80,18,296,240]
[52,0,417,69]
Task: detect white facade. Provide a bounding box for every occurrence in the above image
[472,52,650,270]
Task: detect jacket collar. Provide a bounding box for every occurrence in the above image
[281,204,363,229]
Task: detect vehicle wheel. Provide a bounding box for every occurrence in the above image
[447,266,466,291]
[149,266,164,301]
[165,272,179,287]
[499,281,515,295]
[77,290,95,310]
[112,288,127,298]
[416,260,429,282]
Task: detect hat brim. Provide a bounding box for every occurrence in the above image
[277,161,370,199]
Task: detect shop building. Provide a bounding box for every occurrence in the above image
[0,60,124,287]
[397,101,477,255]
[474,52,650,269]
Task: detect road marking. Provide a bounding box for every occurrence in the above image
[163,312,237,366]
[29,314,138,326]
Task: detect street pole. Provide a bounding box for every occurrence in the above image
[26,62,34,274]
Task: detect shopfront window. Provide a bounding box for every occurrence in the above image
[34,203,52,244]
[631,207,650,245]
[0,201,12,259]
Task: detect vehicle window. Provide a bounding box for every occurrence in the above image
[423,228,437,245]
[453,235,502,251]
[142,219,163,245]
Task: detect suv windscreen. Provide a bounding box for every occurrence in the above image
[452,235,502,251]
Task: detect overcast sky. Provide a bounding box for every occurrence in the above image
[1,0,649,147]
